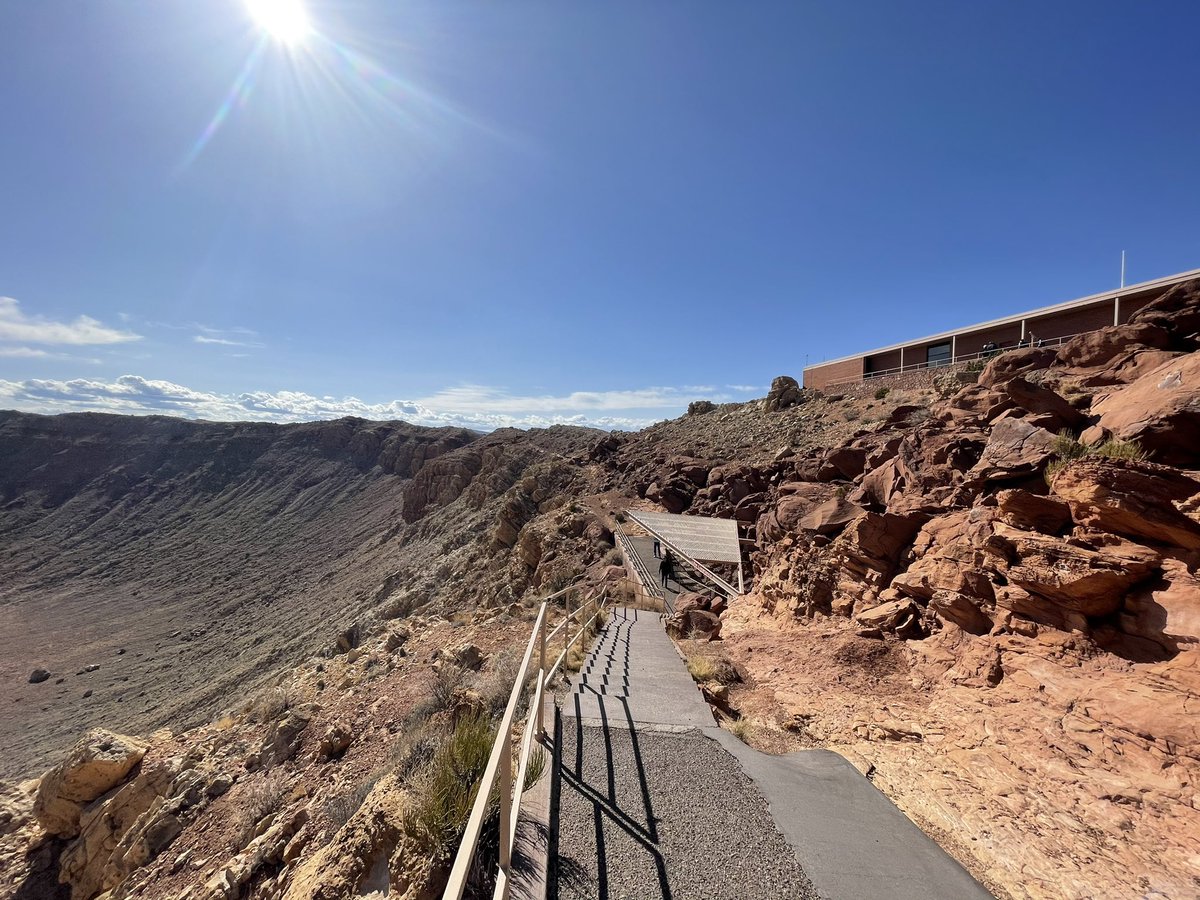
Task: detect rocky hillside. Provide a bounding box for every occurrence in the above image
[632,280,1200,898]
[1,279,1197,900]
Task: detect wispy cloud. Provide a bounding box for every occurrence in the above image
[416,384,732,415]
[0,375,733,431]
[726,384,764,393]
[0,346,52,358]
[192,324,265,350]
[0,298,143,345]
[194,335,264,348]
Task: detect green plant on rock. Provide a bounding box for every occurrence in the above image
[1045,430,1147,485]
[874,386,891,400]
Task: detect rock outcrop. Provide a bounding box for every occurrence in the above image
[34,730,149,839]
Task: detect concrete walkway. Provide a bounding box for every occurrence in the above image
[623,534,709,612]
[549,604,995,900]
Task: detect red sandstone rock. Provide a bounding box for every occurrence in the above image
[1050,458,1200,551]
[998,377,1086,431]
[995,489,1072,534]
[970,418,1058,481]
[1088,353,1200,466]
[977,347,1057,389]
[987,523,1160,616]
[1120,559,1200,655]
[758,483,838,541]
[1128,277,1200,342]
[1056,322,1172,370]
[798,497,864,536]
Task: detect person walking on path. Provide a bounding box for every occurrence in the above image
[653,537,661,558]
[659,549,675,588]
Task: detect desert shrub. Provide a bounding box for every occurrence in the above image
[726,718,751,743]
[605,548,623,566]
[964,357,988,373]
[1045,431,1146,485]
[1091,438,1148,461]
[477,649,522,717]
[565,643,587,672]
[686,655,718,683]
[873,386,890,400]
[230,771,288,851]
[430,663,469,714]
[245,685,292,723]
[408,711,496,860]
[323,773,378,830]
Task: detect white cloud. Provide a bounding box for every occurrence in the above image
[0,375,736,431]
[417,384,734,414]
[0,346,51,358]
[0,298,143,345]
[194,335,264,348]
[726,384,764,393]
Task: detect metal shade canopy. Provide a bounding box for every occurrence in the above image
[626,510,741,564]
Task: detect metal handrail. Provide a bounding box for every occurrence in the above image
[625,512,740,601]
[819,332,1085,388]
[442,586,608,900]
[613,526,665,601]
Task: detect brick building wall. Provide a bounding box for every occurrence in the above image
[803,357,864,389]
[801,272,1197,390]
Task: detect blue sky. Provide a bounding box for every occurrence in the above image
[1,1,1198,429]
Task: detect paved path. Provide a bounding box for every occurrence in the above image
[549,602,995,900]
[551,607,817,900]
[624,534,709,612]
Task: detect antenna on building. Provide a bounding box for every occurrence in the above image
[1120,250,1126,288]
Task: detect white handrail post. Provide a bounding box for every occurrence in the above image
[498,728,512,875]
[537,610,547,738]
[565,589,571,658]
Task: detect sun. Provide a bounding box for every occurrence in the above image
[245,0,312,45]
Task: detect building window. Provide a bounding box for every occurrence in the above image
[927,342,952,367]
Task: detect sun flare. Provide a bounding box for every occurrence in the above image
[245,0,312,44]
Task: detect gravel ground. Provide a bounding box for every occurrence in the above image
[552,722,819,900]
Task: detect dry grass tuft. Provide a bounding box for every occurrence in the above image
[1045,431,1147,485]
[230,771,288,851]
[686,655,718,682]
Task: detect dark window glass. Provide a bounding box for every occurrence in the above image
[927,342,952,367]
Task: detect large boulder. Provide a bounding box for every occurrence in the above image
[1087,353,1200,466]
[978,347,1057,389]
[929,589,994,635]
[1050,458,1200,550]
[997,377,1086,431]
[765,375,803,412]
[758,483,838,541]
[666,593,723,641]
[986,523,1160,616]
[59,755,183,899]
[892,508,999,603]
[995,489,1072,534]
[34,730,149,838]
[1056,322,1172,370]
[1120,559,1200,655]
[1127,278,1200,342]
[970,418,1057,481]
[798,497,864,536]
[851,423,987,515]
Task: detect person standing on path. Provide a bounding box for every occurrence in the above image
[659,550,675,588]
[653,537,661,558]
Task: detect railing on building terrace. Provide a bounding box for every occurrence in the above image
[442,580,608,900]
[820,332,1084,388]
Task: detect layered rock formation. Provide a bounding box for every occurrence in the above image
[701,280,1200,898]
